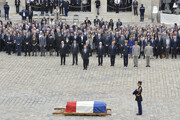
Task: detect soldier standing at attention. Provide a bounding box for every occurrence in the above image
[135,81,143,115]
[132,41,140,67]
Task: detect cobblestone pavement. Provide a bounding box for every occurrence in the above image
[0,52,180,120]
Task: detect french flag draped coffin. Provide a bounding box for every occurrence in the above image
[65,101,107,113]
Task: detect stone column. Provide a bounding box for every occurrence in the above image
[91,0,107,15]
[6,0,25,15]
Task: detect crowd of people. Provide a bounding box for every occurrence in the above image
[0,15,180,69]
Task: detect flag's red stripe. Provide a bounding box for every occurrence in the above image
[65,101,76,112]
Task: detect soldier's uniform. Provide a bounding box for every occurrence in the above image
[135,81,143,115]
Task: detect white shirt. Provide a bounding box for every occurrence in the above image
[114,0,120,4]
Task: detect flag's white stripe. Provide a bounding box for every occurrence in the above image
[76,101,94,113]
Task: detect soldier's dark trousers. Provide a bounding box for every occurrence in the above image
[137,101,142,115]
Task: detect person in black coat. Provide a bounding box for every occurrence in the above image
[122,40,130,67]
[56,33,63,56]
[24,32,31,56]
[82,45,89,70]
[97,42,104,66]
[108,41,117,66]
[71,40,79,65]
[4,2,10,20]
[48,35,55,56]
[49,0,54,14]
[140,4,145,22]
[20,8,28,21]
[28,7,33,23]
[44,0,49,14]
[94,16,100,26]
[95,0,101,15]
[84,17,92,26]
[171,35,178,59]
[59,0,64,14]
[155,34,163,59]
[15,0,20,13]
[64,0,69,16]
[108,19,114,30]
[104,34,110,57]
[116,19,122,29]
[59,41,66,65]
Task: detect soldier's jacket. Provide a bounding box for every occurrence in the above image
[135,86,143,102]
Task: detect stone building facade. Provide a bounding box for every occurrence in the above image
[0,0,161,19]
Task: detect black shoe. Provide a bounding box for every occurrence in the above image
[76,64,78,65]
[148,65,151,67]
[61,64,62,65]
[136,113,142,115]
[146,65,148,67]
[98,64,100,66]
[72,64,74,65]
[134,65,136,67]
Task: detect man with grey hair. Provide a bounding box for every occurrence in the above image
[132,41,140,67]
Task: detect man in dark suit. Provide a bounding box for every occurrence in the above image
[15,0,20,13]
[64,0,69,16]
[99,18,104,28]
[20,8,28,21]
[4,2,10,20]
[97,42,104,66]
[49,0,54,14]
[134,81,143,115]
[133,0,138,15]
[28,7,33,23]
[59,0,64,14]
[82,45,89,70]
[140,4,145,22]
[59,41,66,65]
[71,40,79,65]
[24,32,31,56]
[155,34,163,59]
[116,19,122,29]
[109,41,117,66]
[94,16,100,26]
[84,17,91,26]
[123,40,130,67]
[104,34,110,57]
[171,35,178,59]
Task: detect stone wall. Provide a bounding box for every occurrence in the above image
[2,0,161,19]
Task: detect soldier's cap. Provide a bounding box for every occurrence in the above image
[138,81,142,84]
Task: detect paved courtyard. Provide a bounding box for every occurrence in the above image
[0,52,180,120]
